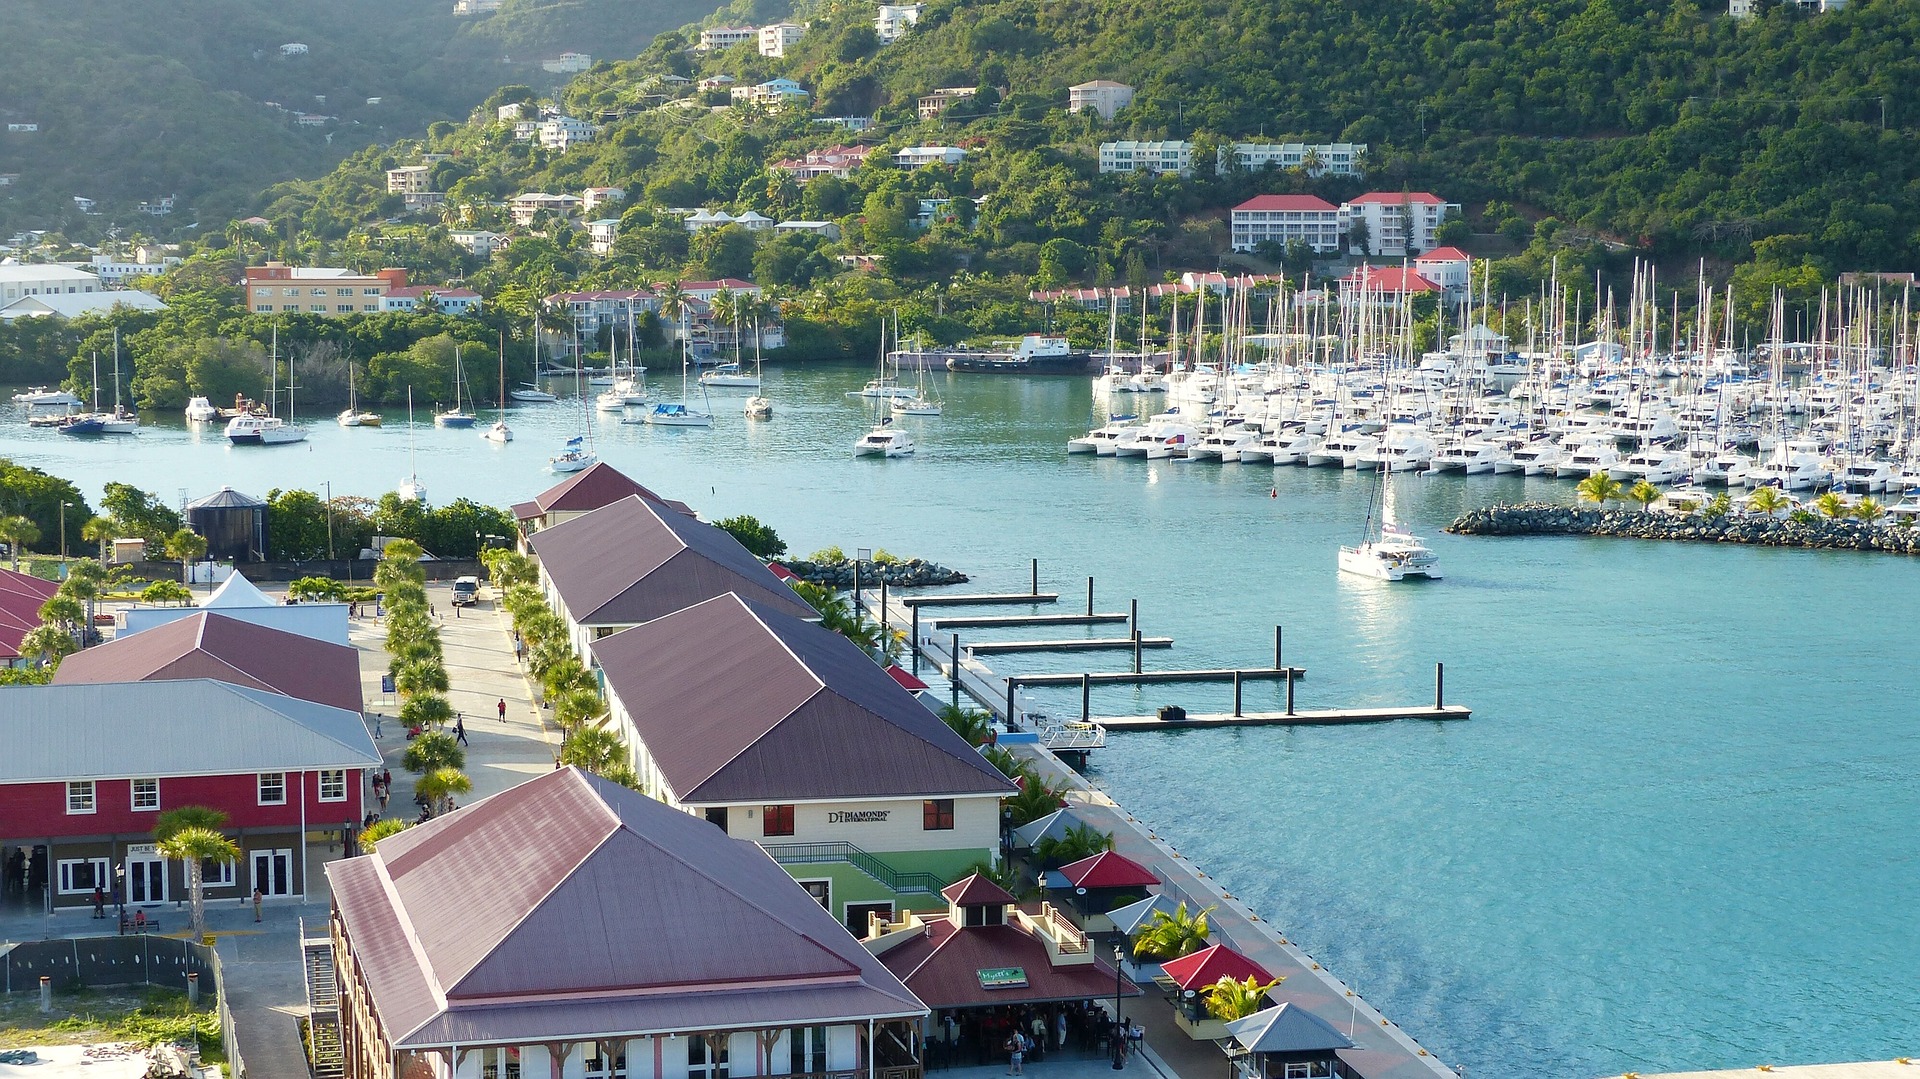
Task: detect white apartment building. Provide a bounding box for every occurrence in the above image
[1097,140,1194,176]
[385,165,432,194]
[731,78,809,107]
[1231,141,1366,176]
[509,192,583,225]
[1342,192,1458,257]
[697,26,757,51]
[381,285,482,316]
[1068,81,1134,120]
[917,87,977,120]
[1229,195,1344,253]
[0,264,102,302]
[448,230,507,258]
[541,52,591,73]
[759,23,805,56]
[895,145,967,170]
[586,219,620,256]
[875,4,923,43]
[87,253,182,286]
[581,186,626,212]
[537,116,597,151]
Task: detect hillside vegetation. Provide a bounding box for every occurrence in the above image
[0,0,712,233]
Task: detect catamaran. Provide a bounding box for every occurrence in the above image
[1339,466,1442,581]
[853,414,914,458]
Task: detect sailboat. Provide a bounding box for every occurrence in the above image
[58,351,108,436]
[98,330,139,433]
[509,319,558,402]
[550,336,599,471]
[895,321,942,417]
[339,363,380,427]
[398,388,428,503]
[644,309,713,426]
[853,411,914,457]
[1338,465,1442,581]
[485,332,514,443]
[743,311,773,419]
[435,345,477,427]
[227,326,307,445]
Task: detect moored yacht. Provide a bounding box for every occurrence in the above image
[1339,524,1444,581]
[184,396,219,423]
[853,421,915,458]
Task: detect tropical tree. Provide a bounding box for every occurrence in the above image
[1813,491,1847,520]
[0,515,40,570]
[559,725,626,774]
[414,767,472,816]
[542,655,593,698]
[714,515,787,559]
[1703,493,1733,520]
[1855,497,1886,523]
[1627,480,1661,512]
[1203,976,1284,1021]
[393,659,450,698]
[1003,774,1068,827]
[1576,473,1623,506]
[18,624,77,667]
[1032,823,1114,867]
[1747,486,1790,516]
[164,528,207,584]
[80,516,116,562]
[937,703,993,747]
[402,729,465,774]
[552,687,604,729]
[359,818,411,849]
[1133,902,1216,961]
[155,806,238,939]
[38,593,84,635]
[140,580,193,605]
[398,693,455,731]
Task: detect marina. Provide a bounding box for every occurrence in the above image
[4,362,1919,1078]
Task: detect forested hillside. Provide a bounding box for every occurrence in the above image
[0,0,712,234]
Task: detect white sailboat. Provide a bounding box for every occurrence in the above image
[485,332,514,443]
[1339,466,1442,581]
[435,345,477,427]
[550,336,599,471]
[509,319,559,403]
[227,326,307,445]
[853,413,914,457]
[339,363,380,427]
[894,320,942,416]
[743,310,773,419]
[98,330,139,433]
[644,308,713,426]
[398,388,428,503]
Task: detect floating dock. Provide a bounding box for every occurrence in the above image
[1098,704,1471,729]
[964,636,1174,654]
[1012,667,1305,687]
[926,611,1133,629]
[898,592,1059,607]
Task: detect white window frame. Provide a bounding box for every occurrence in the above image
[57,857,110,895]
[131,778,160,811]
[67,780,96,814]
[201,857,236,887]
[258,772,287,806]
[318,769,347,802]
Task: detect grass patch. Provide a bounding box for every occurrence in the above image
[0,985,224,1063]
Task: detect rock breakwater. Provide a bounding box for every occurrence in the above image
[1447,502,1920,554]
[779,557,970,587]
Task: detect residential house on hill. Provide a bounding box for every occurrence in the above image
[697,26,758,51]
[591,593,1017,933]
[760,23,805,56]
[771,145,881,181]
[1341,192,1457,257]
[875,4,923,42]
[1068,81,1133,120]
[1230,195,1343,253]
[380,285,480,315]
[895,146,966,170]
[325,766,928,1079]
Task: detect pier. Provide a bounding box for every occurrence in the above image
[1098,704,1470,729]
[926,611,1133,629]
[962,636,1174,654]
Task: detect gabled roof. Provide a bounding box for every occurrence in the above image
[1224,1004,1354,1055]
[876,914,1138,1010]
[53,611,363,713]
[1010,807,1082,849]
[1341,266,1438,294]
[1414,246,1471,262]
[0,679,377,782]
[1345,191,1446,205]
[204,572,274,608]
[511,461,692,520]
[1104,892,1178,937]
[0,568,58,661]
[942,873,1015,907]
[1233,195,1338,212]
[531,496,809,626]
[327,768,924,1050]
[591,594,1015,804]
[1159,943,1272,991]
[1057,850,1159,890]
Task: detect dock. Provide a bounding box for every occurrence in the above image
[1011,667,1304,687]
[963,636,1174,654]
[1098,704,1471,729]
[926,611,1133,629]
[897,592,1059,607]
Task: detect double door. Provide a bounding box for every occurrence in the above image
[125,846,165,905]
[252,849,294,897]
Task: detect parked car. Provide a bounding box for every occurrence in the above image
[450,576,480,606]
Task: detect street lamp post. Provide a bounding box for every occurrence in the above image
[58,501,72,566]
[324,481,335,562]
[1112,939,1127,1069]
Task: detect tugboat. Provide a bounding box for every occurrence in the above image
[944,334,1094,374]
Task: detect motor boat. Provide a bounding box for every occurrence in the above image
[1339,524,1443,581]
[225,414,306,445]
[854,423,914,457]
[12,387,81,407]
[57,413,106,436]
[744,396,773,419]
[184,397,219,423]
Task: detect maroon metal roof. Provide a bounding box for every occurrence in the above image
[1058,850,1160,890]
[53,611,363,713]
[530,496,814,626]
[0,569,57,661]
[327,768,925,1049]
[590,594,1016,804]
[1159,944,1273,991]
[517,462,694,519]
[878,916,1139,1010]
[942,873,1015,907]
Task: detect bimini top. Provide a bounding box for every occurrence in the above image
[591,593,1016,805]
[326,767,925,1050]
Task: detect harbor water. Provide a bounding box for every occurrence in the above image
[5,365,1917,1078]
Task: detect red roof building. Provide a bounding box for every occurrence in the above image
[770,145,880,181]
[1341,191,1459,257]
[0,568,58,666]
[53,611,364,713]
[1231,195,1342,254]
[512,461,694,539]
[1159,943,1274,992]
[870,873,1139,1010]
[1339,265,1440,309]
[1057,850,1160,890]
[1412,246,1474,294]
[326,767,927,1079]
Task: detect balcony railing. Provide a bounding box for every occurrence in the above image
[760,842,949,895]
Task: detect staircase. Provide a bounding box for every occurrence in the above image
[301,926,345,1079]
[759,842,949,895]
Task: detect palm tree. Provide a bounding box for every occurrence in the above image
[1203,975,1284,1021]
[164,528,206,585]
[1626,480,1661,512]
[359,818,410,850]
[80,516,116,563]
[655,280,689,329]
[156,806,239,939]
[1748,486,1790,517]
[1703,493,1733,520]
[936,704,993,747]
[1855,497,1886,523]
[402,730,465,774]
[18,625,76,667]
[0,515,40,571]
[1004,774,1069,827]
[414,767,472,816]
[553,687,604,729]
[1132,902,1216,961]
[38,594,84,639]
[1031,823,1114,867]
[393,659,450,698]
[711,287,740,359]
[1812,491,1847,520]
[1576,472,1623,506]
[398,692,454,731]
[559,725,626,773]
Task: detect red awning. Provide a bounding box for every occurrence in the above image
[886,664,929,691]
[1159,944,1273,991]
[1058,850,1160,890]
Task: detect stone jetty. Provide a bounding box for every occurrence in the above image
[1447,502,1920,554]
[780,556,969,587]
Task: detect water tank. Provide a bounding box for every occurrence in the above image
[185,487,268,562]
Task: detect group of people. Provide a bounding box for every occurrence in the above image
[930,1002,1136,1073]
[368,768,394,810]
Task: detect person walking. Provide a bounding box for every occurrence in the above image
[454,716,469,746]
[498,698,508,722]
[1053,1011,1067,1053]
[252,887,264,922]
[1005,1029,1026,1076]
[92,885,105,919]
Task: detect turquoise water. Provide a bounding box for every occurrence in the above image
[6,366,1918,1077]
